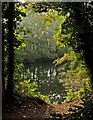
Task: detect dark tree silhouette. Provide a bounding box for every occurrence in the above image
[65,3,93,87]
[2,2,26,105]
[5,3,15,104]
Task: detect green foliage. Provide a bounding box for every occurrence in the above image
[54,47,91,103]
[14,3,92,105]
[3,2,93,107]
[15,80,37,96]
[14,62,50,103]
[15,79,50,103]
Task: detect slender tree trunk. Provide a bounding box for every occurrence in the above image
[5,3,15,105]
[2,24,5,97]
[2,3,8,104]
[2,25,6,102]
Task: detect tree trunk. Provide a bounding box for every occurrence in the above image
[5,3,15,105]
[2,24,6,103]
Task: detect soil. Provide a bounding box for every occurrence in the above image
[2,97,84,120]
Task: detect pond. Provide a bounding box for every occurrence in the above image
[24,62,67,104]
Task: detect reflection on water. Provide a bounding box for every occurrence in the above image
[25,62,67,104]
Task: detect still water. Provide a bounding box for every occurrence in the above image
[25,62,67,104]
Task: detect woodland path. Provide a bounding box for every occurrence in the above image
[3,98,84,120]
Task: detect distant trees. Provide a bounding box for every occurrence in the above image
[16,8,66,63]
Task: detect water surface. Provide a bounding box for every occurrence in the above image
[25,62,67,104]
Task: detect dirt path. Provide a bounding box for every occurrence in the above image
[3,99,84,119]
